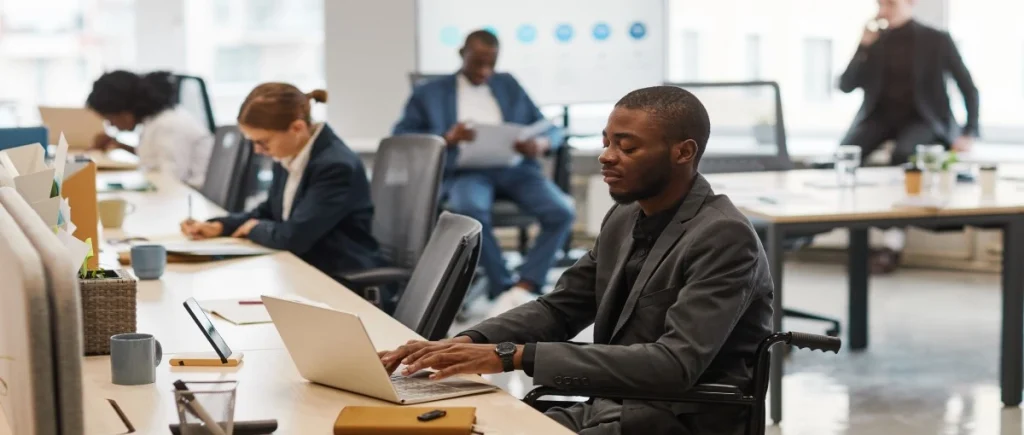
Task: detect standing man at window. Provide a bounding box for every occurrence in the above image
[394,30,575,316]
[839,0,979,165]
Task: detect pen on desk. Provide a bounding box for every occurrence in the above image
[238,300,263,305]
[757,196,779,205]
[187,195,193,221]
[107,399,135,434]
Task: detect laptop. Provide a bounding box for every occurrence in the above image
[38,107,106,149]
[262,295,498,404]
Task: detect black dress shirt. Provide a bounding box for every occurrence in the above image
[878,21,919,124]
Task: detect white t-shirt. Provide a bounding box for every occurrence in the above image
[137,107,214,188]
[456,73,503,127]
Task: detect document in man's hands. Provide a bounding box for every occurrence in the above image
[456,119,553,168]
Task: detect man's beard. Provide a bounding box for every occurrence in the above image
[609,162,672,205]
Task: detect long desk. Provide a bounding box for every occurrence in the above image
[703,167,1024,423]
[2,171,572,434]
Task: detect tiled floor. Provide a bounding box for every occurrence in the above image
[455,261,1024,434]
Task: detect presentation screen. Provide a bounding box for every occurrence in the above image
[416,0,666,106]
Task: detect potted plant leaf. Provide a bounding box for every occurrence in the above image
[77,238,137,356]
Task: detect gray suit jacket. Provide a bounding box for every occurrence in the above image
[466,174,774,433]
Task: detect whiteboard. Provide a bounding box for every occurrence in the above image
[416,0,666,106]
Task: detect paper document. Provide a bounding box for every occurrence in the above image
[13,168,55,203]
[199,299,273,325]
[158,240,278,257]
[893,195,948,211]
[457,119,554,168]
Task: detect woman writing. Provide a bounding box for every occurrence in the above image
[180,83,383,279]
[86,70,213,188]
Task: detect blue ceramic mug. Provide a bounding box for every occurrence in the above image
[110,333,163,385]
[131,244,166,280]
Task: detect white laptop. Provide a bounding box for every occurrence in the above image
[262,295,498,404]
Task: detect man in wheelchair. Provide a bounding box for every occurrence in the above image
[380,86,774,434]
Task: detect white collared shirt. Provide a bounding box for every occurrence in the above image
[137,107,214,188]
[456,73,503,128]
[279,123,323,221]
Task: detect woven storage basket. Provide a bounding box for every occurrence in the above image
[79,269,137,356]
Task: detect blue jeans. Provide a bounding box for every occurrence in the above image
[444,160,575,299]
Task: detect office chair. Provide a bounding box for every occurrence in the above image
[338,135,446,309]
[171,74,217,133]
[668,80,841,337]
[199,125,262,213]
[347,212,483,340]
[0,126,48,151]
[407,72,575,257]
[523,332,841,434]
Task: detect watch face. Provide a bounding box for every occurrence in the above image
[496,342,516,355]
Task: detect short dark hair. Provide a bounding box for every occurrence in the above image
[464,29,499,47]
[614,86,711,162]
[86,70,177,120]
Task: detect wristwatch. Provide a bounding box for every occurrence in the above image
[494,342,517,372]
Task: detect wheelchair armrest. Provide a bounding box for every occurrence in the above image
[523,383,748,407]
[340,267,413,287]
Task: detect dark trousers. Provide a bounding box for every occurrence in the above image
[841,115,943,165]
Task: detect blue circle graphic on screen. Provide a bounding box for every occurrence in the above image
[555,23,574,43]
[440,26,461,47]
[517,24,537,44]
[483,25,498,37]
[592,22,611,41]
[629,22,647,40]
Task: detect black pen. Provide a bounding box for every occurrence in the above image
[173,380,226,435]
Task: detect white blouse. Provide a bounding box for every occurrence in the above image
[136,108,214,188]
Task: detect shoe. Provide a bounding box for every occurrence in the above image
[869,248,901,275]
[486,287,537,318]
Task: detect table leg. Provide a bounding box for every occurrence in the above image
[1001,217,1024,407]
[848,228,870,350]
[765,224,785,424]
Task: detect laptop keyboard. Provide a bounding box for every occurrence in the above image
[390,374,484,400]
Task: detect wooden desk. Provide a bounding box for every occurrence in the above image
[705,167,1024,422]
[0,171,571,435]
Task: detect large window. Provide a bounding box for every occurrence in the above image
[186,0,325,125]
[949,0,1024,141]
[0,0,135,126]
[666,0,875,138]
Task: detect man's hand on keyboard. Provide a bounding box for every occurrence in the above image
[379,336,474,375]
[384,340,524,381]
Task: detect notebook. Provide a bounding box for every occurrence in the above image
[199,299,272,325]
[333,407,476,435]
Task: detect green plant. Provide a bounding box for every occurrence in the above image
[941,151,959,171]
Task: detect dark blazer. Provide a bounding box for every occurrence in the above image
[392,72,563,176]
[838,20,979,143]
[213,124,383,277]
[465,175,774,434]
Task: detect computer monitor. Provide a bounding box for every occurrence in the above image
[0,187,84,434]
[0,192,58,435]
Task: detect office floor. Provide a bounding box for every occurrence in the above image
[453,261,1022,435]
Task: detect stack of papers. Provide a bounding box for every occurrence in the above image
[893,195,948,211]
[159,240,278,257]
[457,119,553,168]
[0,134,92,274]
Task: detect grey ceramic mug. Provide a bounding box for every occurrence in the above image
[131,244,167,280]
[110,333,163,385]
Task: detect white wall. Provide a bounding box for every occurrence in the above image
[324,0,417,141]
[134,0,188,71]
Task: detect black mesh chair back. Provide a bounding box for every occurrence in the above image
[171,74,217,133]
[393,212,482,340]
[371,134,446,270]
[199,126,253,212]
[664,81,793,174]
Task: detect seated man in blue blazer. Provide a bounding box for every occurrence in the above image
[394,30,575,316]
